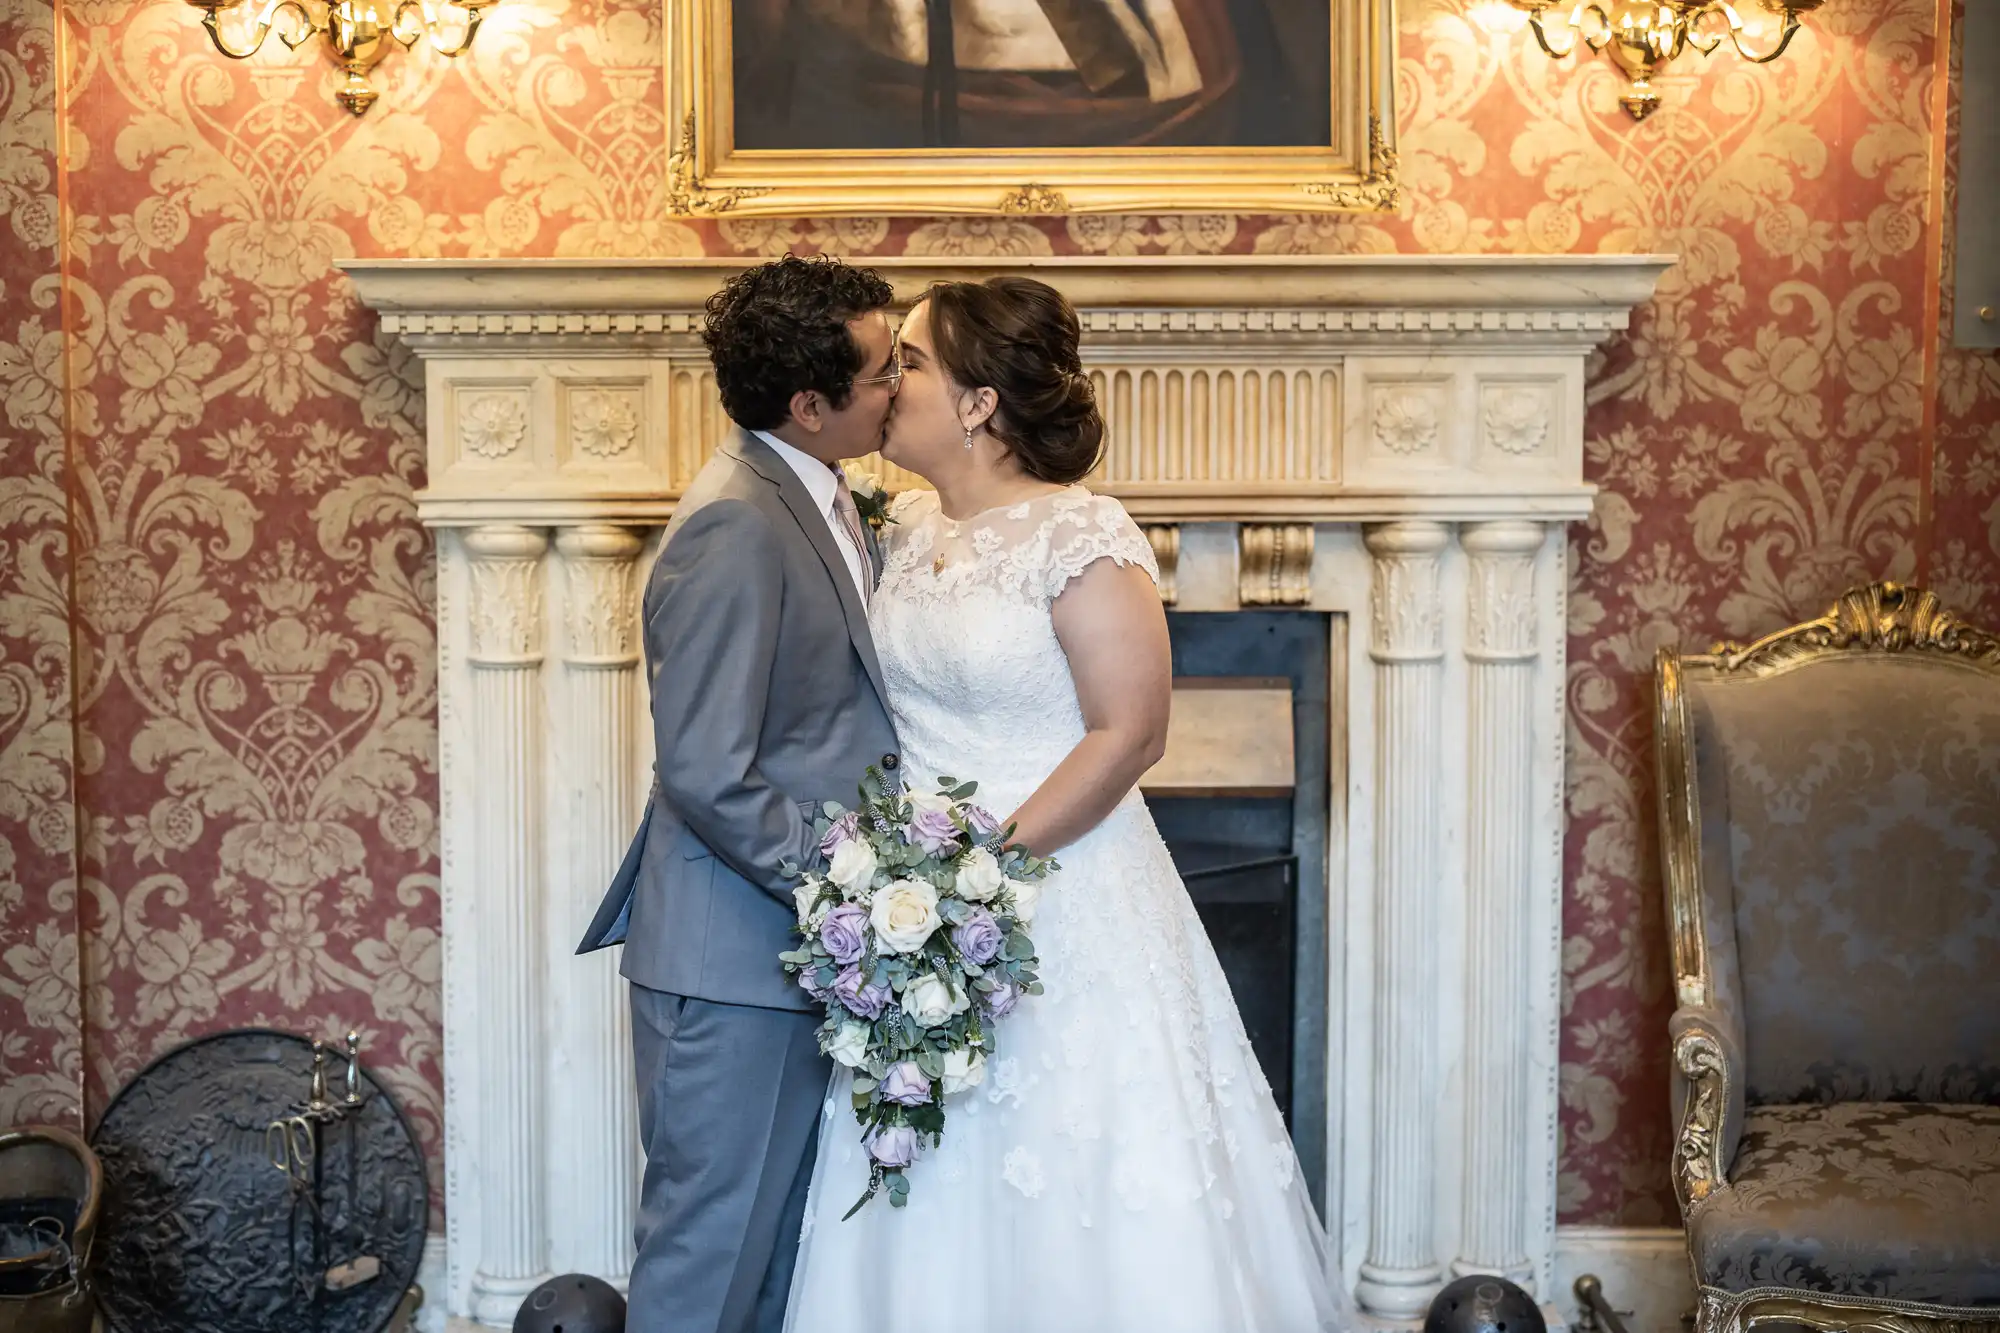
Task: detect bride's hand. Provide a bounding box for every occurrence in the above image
[1003,557,1170,857]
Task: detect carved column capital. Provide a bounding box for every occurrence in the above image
[465,525,548,667]
[556,524,645,668]
[1365,520,1448,662]
[1463,520,1543,664]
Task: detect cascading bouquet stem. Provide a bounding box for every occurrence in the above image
[781,765,1054,1217]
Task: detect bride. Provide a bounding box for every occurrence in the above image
[785,276,1339,1331]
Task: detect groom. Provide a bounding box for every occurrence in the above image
[577,255,903,1333]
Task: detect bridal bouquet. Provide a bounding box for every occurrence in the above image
[781,766,1054,1216]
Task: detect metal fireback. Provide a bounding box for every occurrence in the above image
[90,1028,429,1333]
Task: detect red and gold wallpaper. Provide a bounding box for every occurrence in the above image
[0,0,1992,1229]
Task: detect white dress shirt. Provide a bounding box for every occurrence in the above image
[754,430,871,604]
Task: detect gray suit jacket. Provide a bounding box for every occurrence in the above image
[577,429,900,1010]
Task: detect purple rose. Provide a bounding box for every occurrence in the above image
[879,1061,932,1106]
[981,977,1021,1020]
[834,965,892,1020]
[952,908,1004,966]
[905,807,961,856]
[963,804,1002,841]
[798,969,831,1003]
[866,1123,921,1169]
[818,903,868,965]
[818,811,861,860]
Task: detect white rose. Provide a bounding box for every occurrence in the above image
[870,878,941,954]
[793,877,827,928]
[850,472,885,501]
[902,973,970,1028]
[1006,877,1042,927]
[953,848,1004,903]
[940,1047,987,1095]
[906,788,955,818]
[827,839,878,895]
[825,1021,871,1068]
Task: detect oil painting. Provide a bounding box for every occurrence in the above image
[665,0,1397,214]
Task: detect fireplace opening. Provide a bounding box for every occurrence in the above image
[1142,611,1333,1216]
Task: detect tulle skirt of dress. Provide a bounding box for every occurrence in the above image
[784,790,1341,1333]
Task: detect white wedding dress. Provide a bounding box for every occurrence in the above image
[785,487,1340,1333]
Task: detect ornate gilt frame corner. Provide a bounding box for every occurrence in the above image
[1699,1286,2000,1333]
[660,0,1400,217]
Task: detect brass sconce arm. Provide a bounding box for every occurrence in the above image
[185,0,492,114]
[185,0,317,59]
[390,0,486,56]
[1721,4,1811,63]
[1506,0,1822,120]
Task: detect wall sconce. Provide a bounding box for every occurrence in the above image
[185,0,492,115]
[1505,1,1823,120]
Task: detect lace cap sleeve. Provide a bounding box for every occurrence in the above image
[1039,493,1158,601]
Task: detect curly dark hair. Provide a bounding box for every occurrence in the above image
[923,276,1103,485]
[701,255,895,431]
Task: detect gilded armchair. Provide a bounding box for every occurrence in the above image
[1654,583,2000,1333]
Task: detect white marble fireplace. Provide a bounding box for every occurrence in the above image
[340,253,1671,1329]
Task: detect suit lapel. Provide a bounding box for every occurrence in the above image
[726,430,889,709]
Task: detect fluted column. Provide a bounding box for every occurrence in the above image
[464,524,552,1320]
[1453,520,1544,1287]
[549,524,646,1285]
[1356,520,1449,1318]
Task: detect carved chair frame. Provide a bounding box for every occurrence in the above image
[1654,582,2000,1333]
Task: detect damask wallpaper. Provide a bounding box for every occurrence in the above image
[0,0,1991,1230]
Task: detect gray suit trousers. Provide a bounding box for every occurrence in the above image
[628,984,828,1333]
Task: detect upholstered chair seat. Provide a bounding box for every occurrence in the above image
[1655,585,2000,1333]
[1688,1102,2000,1306]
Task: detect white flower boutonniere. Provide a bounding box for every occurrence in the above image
[849,474,894,533]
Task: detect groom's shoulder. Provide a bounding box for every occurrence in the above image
[669,449,775,530]
[684,448,765,506]
[649,453,782,587]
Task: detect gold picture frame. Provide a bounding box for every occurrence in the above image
[663,0,1399,216]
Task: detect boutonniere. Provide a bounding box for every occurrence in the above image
[850,474,894,533]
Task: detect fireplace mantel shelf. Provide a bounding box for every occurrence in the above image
[339,254,1675,318]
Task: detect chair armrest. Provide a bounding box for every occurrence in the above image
[1669,1003,1745,1213]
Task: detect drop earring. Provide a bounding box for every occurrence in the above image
[962,423,974,450]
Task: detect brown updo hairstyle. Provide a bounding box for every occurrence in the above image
[921,276,1104,485]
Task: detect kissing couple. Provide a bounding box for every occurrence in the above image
[579,255,1338,1333]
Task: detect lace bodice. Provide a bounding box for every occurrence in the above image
[871,486,1158,811]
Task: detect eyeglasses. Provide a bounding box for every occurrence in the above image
[852,341,903,391]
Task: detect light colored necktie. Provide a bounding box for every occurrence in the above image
[830,468,873,605]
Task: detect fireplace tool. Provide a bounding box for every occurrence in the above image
[90,1026,428,1333]
[0,1124,102,1333]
